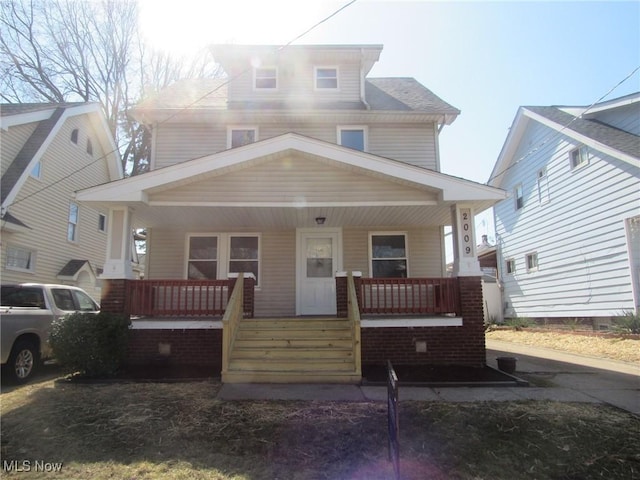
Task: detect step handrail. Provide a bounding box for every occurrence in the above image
[347,272,362,376]
[222,274,244,376]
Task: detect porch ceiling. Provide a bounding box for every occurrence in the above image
[124,202,491,230]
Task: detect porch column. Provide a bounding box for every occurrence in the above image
[101,207,134,279]
[450,204,482,277]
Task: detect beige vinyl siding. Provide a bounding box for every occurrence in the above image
[343,226,443,277]
[150,154,437,205]
[145,228,184,279]
[368,124,438,170]
[1,115,111,299]
[1,123,38,176]
[227,63,361,104]
[152,121,440,170]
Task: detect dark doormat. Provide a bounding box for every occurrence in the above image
[362,364,527,387]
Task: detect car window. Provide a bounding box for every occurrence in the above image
[73,290,99,311]
[51,289,76,311]
[1,286,46,308]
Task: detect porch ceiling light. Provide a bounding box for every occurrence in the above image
[315,216,326,225]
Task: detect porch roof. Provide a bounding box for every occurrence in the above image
[76,133,506,229]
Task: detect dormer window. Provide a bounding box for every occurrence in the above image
[254,67,277,90]
[315,67,338,89]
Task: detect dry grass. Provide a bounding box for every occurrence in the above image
[1,378,639,479]
[486,329,640,364]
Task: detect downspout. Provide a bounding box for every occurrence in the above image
[360,48,370,110]
[434,115,445,172]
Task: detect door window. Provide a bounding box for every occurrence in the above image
[306,237,333,278]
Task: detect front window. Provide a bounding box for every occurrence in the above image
[254,67,277,89]
[315,67,338,89]
[6,246,35,272]
[370,233,408,278]
[229,235,260,283]
[228,127,258,148]
[67,202,79,242]
[187,236,218,280]
[338,126,366,151]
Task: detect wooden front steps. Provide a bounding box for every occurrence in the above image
[223,317,361,384]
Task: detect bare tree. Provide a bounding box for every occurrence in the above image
[0,0,220,175]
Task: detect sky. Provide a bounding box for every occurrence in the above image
[139,0,640,241]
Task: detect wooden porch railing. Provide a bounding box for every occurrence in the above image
[126,279,231,317]
[357,277,459,315]
[347,273,362,376]
[222,275,244,377]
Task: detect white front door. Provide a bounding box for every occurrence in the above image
[296,229,342,315]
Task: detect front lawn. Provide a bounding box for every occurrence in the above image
[1,379,639,479]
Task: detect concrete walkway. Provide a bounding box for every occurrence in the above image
[217,340,640,416]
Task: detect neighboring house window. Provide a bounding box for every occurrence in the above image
[228,235,260,283]
[338,126,367,151]
[6,245,35,272]
[30,161,42,179]
[187,235,218,280]
[86,139,93,156]
[570,145,589,169]
[526,252,538,272]
[514,183,524,210]
[537,168,549,205]
[506,258,516,275]
[98,214,107,232]
[370,233,408,278]
[228,127,258,148]
[315,67,338,89]
[71,128,79,144]
[254,67,277,89]
[67,202,79,242]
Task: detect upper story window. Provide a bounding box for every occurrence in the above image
[254,67,277,90]
[67,202,79,242]
[228,127,258,148]
[570,145,589,170]
[315,67,338,89]
[506,258,516,275]
[537,168,549,205]
[98,214,107,232]
[514,183,524,210]
[370,233,408,278]
[526,252,538,272]
[338,126,367,151]
[86,139,93,156]
[70,128,79,144]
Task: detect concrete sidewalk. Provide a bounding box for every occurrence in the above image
[217,340,640,416]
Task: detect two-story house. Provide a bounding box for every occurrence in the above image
[1,103,123,300]
[77,44,506,382]
[489,93,640,327]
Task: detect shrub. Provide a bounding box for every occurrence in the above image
[50,312,131,377]
[611,310,640,335]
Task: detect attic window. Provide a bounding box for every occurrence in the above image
[228,127,258,148]
[86,139,93,156]
[315,67,338,89]
[71,128,79,144]
[254,67,277,89]
[514,183,524,210]
[338,126,367,151]
[570,145,588,169]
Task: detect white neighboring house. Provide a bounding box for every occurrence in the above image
[1,103,123,299]
[489,93,640,325]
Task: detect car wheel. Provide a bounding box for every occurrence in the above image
[7,340,39,384]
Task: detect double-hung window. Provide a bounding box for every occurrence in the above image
[506,258,516,275]
[254,67,277,89]
[537,167,549,204]
[229,236,259,281]
[315,67,338,89]
[186,234,261,284]
[526,252,538,272]
[67,202,79,242]
[514,184,524,210]
[570,145,588,169]
[370,233,408,278]
[187,236,218,280]
[338,126,367,151]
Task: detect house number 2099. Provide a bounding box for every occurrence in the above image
[460,208,473,257]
